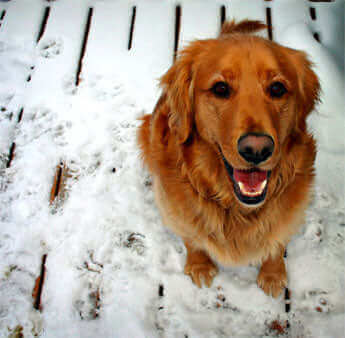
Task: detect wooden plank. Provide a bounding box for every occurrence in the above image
[0,3,53,318]
[269,1,343,334]
[271,0,343,67]
[81,1,132,80]
[309,0,344,66]
[24,1,90,107]
[12,1,90,312]
[178,0,220,51]
[83,0,175,106]
[223,0,267,38]
[128,0,175,105]
[0,0,46,144]
[1,5,50,168]
[269,0,309,45]
[131,1,175,64]
[266,2,298,331]
[219,0,293,330]
[23,1,90,315]
[270,0,309,31]
[24,2,90,310]
[0,0,44,43]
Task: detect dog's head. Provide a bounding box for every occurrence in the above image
[161,20,320,208]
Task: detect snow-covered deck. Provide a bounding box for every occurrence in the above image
[0,0,344,337]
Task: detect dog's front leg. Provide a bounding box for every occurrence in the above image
[257,245,287,298]
[183,240,218,288]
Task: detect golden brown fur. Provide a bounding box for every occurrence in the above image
[138,20,320,297]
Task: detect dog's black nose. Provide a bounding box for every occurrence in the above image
[237,133,274,165]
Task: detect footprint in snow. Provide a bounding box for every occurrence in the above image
[303,289,333,313]
[39,38,63,58]
[74,282,101,321]
[20,108,69,147]
[74,251,104,320]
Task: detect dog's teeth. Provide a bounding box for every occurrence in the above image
[238,182,245,192]
[260,180,267,191]
[238,180,267,196]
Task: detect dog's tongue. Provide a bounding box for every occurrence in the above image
[233,169,267,190]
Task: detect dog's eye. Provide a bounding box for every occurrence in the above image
[211,81,231,98]
[268,81,287,98]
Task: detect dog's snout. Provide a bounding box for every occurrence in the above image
[237,133,274,165]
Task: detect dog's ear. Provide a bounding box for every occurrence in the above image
[219,20,267,38]
[287,49,321,132]
[160,43,202,144]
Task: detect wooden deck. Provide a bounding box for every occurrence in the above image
[0,0,343,336]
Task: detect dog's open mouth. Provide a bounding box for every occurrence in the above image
[231,167,270,205]
[222,155,271,205]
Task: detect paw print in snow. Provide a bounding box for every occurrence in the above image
[74,251,104,320]
[39,38,63,58]
[122,231,146,256]
[316,297,332,313]
[63,76,77,95]
[214,286,239,311]
[19,108,53,144]
[304,289,333,313]
[74,283,101,320]
[304,218,323,243]
[52,120,71,147]
[22,108,69,147]
[87,77,125,101]
[95,83,124,101]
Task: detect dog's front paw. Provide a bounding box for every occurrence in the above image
[257,270,287,298]
[184,261,218,288]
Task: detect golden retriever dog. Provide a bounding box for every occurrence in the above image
[138,20,320,297]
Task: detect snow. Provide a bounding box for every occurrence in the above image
[0,0,344,337]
